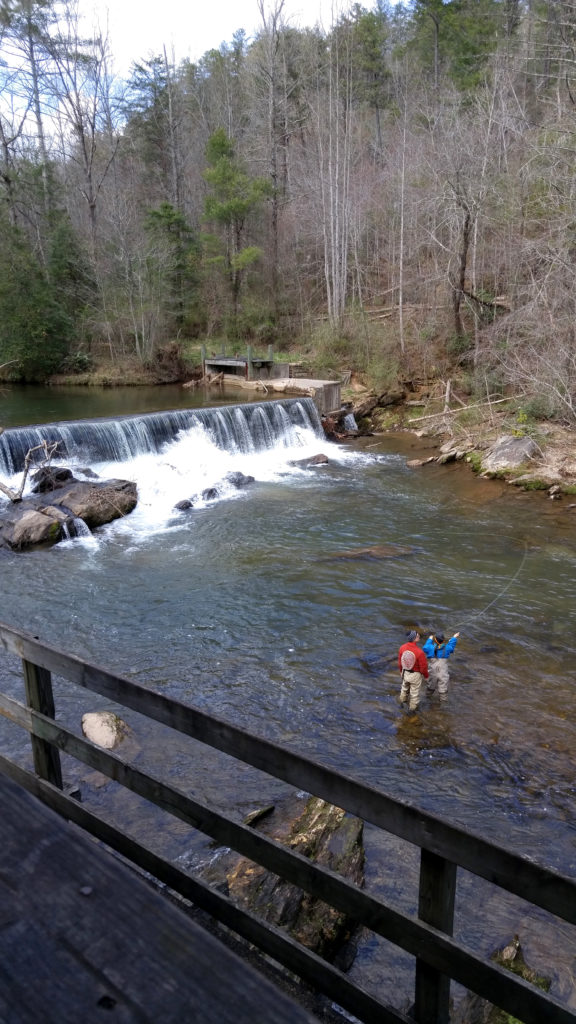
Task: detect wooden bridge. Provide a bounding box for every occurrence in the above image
[0,621,575,1024]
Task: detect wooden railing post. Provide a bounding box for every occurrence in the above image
[414,848,457,1024]
[22,659,63,789]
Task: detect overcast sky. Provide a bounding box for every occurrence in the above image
[85,0,339,75]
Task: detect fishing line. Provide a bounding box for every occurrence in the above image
[452,540,529,631]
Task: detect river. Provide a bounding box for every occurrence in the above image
[1,383,575,1015]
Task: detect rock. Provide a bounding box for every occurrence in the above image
[174,499,194,511]
[5,509,63,549]
[289,454,329,467]
[406,457,435,468]
[227,794,364,965]
[0,474,138,550]
[81,711,129,750]
[437,450,457,464]
[325,544,415,561]
[481,435,541,472]
[452,935,551,1024]
[225,471,255,488]
[201,487,219,501]
[30,466,75,492]
[49,480,137,528]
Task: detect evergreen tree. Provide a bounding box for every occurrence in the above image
[145,201,200,335]
[0,217,73,380]
[202,128,271,333]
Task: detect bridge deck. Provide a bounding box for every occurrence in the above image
[0,773,319,1024]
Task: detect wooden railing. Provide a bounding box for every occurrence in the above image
[0,621,575,1024]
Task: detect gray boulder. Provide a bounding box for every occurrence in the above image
[482,435,541,472]
[0,476,138,550]
[47,479,137,528]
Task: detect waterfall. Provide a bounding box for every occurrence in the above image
[0,398,323,476]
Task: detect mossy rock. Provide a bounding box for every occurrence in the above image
[226,794,364,965]
[453,936,551,1024]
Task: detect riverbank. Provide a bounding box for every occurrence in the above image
[346,377,576,499]
[39,361,576,498]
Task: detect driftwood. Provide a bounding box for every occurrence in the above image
[408,395,515,423]
[0,441,59,503]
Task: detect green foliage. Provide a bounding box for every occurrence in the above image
[145,202,200,335]
[408,0,504,90]
[202,129,272,322]
[203,129,272,227]
[230,246,263,271]
[0,221,73,381]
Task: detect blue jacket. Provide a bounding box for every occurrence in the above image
[422,636,457,660]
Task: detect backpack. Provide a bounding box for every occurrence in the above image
[401,649,416,672]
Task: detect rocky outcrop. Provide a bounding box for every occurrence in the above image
[47,479,137,528]
[481,435,541,473]
[0,476,137,550]
[174,470,256,511]
[228,794,365,966]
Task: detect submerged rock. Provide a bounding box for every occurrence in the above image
[324,543,415,561]
[226,793,365,966]
[452,935,551,1024]
[289,453,329,468]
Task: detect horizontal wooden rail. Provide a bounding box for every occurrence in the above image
[1,622,576,1024]
[0,623,573,924]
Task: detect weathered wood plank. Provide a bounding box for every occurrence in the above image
[0,623,574,927]
[21,658,62,788]
[0,771,320,1024]
[0,756,410,1024]
[415,849,457,1024]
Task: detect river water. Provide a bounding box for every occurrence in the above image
[1,383,575,1015]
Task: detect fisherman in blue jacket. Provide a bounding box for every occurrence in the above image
[422,631,460,701]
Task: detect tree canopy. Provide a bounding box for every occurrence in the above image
[0,0,574,418]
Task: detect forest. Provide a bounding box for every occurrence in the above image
[1,0,576,422]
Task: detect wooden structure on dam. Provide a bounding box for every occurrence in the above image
[201,345,343,416]
[1,620,576,1024]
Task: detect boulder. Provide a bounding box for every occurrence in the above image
[5,509,64,549]
[289,454,329,468]
[30,466,74,493]
[225,471,255,488]
[81,711,129,750]
[0,474,138,550]
[47,479,137,528]
[481,435,541,472]
[227,794,364,966]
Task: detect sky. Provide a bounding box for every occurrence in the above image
[86,0,338,76]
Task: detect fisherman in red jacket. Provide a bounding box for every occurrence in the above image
[398,630,429,712]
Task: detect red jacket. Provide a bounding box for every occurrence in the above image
[398,642,428,678]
